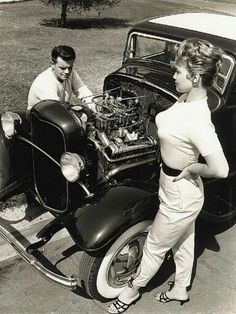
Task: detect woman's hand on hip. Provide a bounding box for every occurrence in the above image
[173,166,198,183]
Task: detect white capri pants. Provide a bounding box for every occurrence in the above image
[134,168,204,288]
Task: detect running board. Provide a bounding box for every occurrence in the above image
[0,225,78,290]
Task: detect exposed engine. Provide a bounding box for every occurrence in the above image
[92,92,157,151]
[71,86,164,181]
[29,83,173,207]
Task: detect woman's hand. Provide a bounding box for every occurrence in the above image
[173,166,198,183]
[173,151,229,183]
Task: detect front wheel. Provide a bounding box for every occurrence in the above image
[78,220,152,301]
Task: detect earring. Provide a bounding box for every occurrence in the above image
[192,75,200,87]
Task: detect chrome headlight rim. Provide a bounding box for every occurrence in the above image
[60,152,85,183]
[1,111,22,139]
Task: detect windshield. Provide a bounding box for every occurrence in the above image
[125,32,178,65]
[124,32,234,95]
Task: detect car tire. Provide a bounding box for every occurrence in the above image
[78,220,152,301]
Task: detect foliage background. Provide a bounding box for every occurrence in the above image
[40,0,121,27]
[40,0,121,14]
[0,0,205,111]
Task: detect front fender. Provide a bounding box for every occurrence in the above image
[0,110,32,200]
[0,125,11,190]
[66,185,158,252]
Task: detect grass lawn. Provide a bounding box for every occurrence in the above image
[206,0,236,3]
[0,0,212,111]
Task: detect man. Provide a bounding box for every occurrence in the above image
[27,45,95,111]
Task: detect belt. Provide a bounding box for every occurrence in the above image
[161,162,182,176]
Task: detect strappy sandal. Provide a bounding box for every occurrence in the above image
[154,291,189,305]
[108,294,140,314]
[108,278,140,313]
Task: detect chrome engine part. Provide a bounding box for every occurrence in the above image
[70,85,170,180]
[85,91,159,177]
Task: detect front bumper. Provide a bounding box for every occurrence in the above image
[0,225,78,290]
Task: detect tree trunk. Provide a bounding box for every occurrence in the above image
[60,0,68,28]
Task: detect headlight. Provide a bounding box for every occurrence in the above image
[1,112,22,139]
[60,152,85,182]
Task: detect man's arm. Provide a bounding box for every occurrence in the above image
[78,85,97,112]
[72,70,97,112]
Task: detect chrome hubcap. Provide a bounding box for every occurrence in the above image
[107,232,147,288]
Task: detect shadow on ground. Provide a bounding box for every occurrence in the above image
[31,249,91,299]
[195,215,235,256]
[40,17,131,29]
[0,212,90,299]
[141,217,235,295]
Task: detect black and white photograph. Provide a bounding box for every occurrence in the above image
[0,0,235,313]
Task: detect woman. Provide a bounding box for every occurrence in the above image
[108,38,229,313]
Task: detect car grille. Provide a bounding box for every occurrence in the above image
[31,115,68,212]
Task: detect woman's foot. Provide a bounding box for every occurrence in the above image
[154,291,189,305]
[108,293,140,313]
[154,285,189,305]
[108,279,140,313]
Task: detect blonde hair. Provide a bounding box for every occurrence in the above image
[174,38,223,87]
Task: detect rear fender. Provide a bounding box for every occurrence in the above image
[66,185,158,252]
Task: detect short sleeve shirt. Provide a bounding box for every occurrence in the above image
[27,68,87,110]
[155,96,223,169]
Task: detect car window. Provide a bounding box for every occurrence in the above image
[126,32,178,65]
[212,54,234,95]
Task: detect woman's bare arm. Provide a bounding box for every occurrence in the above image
[173,150,229,182]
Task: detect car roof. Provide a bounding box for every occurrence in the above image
[130,13,236,55]
[149,13,236,41]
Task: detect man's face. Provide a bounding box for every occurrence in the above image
[51,57,74,82]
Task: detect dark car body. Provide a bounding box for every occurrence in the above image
[104,13,236,222]
[0,13,235,300]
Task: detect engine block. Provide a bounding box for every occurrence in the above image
[84,92,159,178]
[69,84,172,180]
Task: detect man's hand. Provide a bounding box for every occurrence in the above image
[71,105,88,123]
[78,85,97,112]
[71,105,83,111]
[84,100,97,113]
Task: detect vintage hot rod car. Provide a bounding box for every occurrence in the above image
[0,13,236,301]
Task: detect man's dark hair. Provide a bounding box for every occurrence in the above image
[51,45,76,63]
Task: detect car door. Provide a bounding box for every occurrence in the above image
[201,60,236,222]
